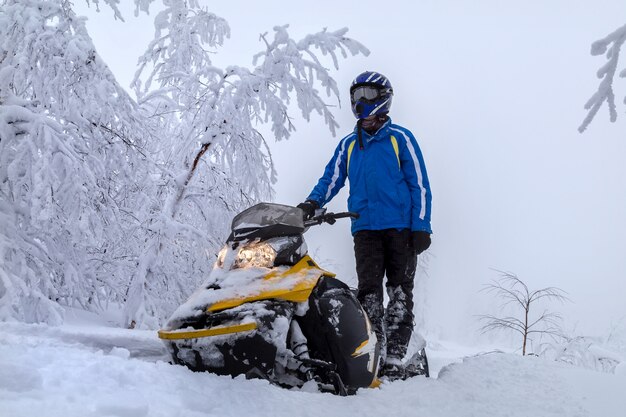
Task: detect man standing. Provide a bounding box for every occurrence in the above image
[298,71,432,380]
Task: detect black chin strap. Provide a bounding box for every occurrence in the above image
[357,119,364,150]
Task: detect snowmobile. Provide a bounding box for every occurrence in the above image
[158,203,381,395]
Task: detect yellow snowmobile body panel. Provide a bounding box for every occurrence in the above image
[157,322,257,340]
[206,255,334,313]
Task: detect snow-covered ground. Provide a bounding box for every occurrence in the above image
[1,311,625,417]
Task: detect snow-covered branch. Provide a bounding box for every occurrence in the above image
[579,23,626,133]
[84,0,158,20]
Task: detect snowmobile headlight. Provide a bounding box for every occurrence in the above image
[234,242,277,269]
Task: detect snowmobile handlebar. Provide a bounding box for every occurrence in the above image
[304,210,359,227]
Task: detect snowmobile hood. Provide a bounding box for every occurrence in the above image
[164,255,334,327]
[207,255,334,312]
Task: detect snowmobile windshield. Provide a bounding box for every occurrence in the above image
[229,203,305,241]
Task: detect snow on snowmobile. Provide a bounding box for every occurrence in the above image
[158,203,381,395]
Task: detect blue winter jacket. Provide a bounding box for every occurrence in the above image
[306,118,432,235]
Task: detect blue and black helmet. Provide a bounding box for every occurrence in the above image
[350,71,393,119]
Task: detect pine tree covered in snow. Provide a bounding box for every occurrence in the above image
[0,0,368,328]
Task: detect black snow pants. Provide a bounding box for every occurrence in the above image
[353,228,417,363]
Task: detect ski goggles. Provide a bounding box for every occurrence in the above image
[351,85,389,103]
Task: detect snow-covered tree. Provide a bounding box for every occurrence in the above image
[579,23,626,133]
[0,0,368,328]
[124,0,369,328]
[0,0,154,323]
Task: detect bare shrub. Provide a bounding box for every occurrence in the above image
[478,271,569,355]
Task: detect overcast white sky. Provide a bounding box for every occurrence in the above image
[75,0,626,344]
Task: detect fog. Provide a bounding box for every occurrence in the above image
[76,0,626,344]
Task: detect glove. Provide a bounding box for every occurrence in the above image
[297,200,319,220]
[412,231,431,255]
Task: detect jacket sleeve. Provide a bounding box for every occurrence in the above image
[306,137,350,207]
[398,129,432,233]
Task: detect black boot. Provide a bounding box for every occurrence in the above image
[379,360,406,381]
[359,292,387,361]
[385,285,414,363]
